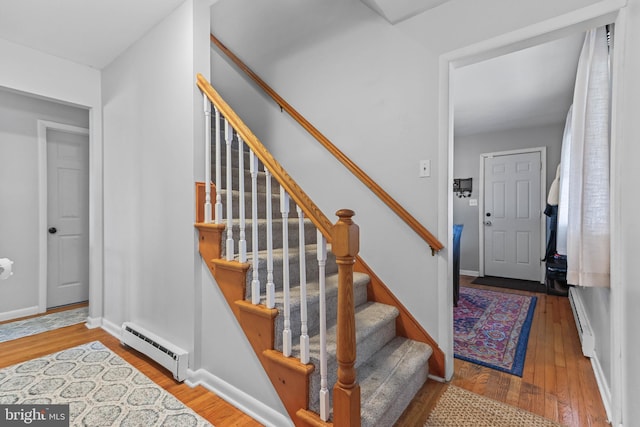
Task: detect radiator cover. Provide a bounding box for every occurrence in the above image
[568,287,595,358]
[121,322,188,381]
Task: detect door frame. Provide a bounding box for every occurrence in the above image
[37,120,90,313]
[436,1,625,423]
[478,147,546,282]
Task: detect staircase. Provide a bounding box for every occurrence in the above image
[195,75,441,426]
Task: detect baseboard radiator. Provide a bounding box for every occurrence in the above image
[568,287,595,358]
[121,322,188,381]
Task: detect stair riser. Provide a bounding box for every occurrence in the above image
[244,248,339,300]
[215,167,279,194]
[221,218,318,256]
[215,144,253,169]
[218,189,297,219]
[272,274,370,353]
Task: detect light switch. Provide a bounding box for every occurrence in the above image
[469,199,478,206]
[419,160,430,178]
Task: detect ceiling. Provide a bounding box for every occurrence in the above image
[454,32,585,136]
[0,1,585,137]
[360,0,450,24]
[0,0,187,69]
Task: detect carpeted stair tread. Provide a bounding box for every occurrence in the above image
[220,217,317,255]
[359,337,432,427]
[272,272,370,352]
[304,302,400,414]
[242,244,339,297]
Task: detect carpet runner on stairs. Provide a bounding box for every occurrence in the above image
[215,137,432,426]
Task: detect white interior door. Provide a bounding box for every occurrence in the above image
[483,151,542,281]
[47,129,89,308]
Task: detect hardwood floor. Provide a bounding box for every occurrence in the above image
[2,282,610,427]
[0,305,262,427]
[396,275,610,427]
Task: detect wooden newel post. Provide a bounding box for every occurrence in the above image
[332,209,361,427]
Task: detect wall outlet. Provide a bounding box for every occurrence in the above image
[419,160,430,177]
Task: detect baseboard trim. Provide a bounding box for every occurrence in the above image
[186,368,293,427]
[85,316,102,329]
[101,318,122,340]
[460,269,479,277]
[0,305,41,322]
[591,349,613,423]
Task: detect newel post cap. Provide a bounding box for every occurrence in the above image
[332,209,359,257]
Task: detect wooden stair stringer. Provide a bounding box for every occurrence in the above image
[355,255,446,379]
[195,224,316,425]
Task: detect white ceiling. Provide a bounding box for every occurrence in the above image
[0,1,585,137]
[454,32,585,136]
[0,0,187,69]
[360,0,450,24]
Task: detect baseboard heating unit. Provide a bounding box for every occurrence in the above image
[568,287,595,358]
[121,322,188,381]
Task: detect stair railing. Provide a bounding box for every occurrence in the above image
[197,73,359,425]
[211,33,444,255]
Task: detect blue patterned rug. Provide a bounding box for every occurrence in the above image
[0,307,88,343]
[454,287,537,376]
[0,341,212,426]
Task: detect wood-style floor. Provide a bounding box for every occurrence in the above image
[1,281,610,427]
[396,275,611,427]
[0,303,262,427]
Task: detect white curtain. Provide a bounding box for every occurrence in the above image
[557,26,611,287]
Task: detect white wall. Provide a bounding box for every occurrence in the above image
[615,1,640,424]
[0,89,89,318]
[453,123,564,272]
[211,0,444,362]
[209,3,639,423]
[210,0,607,363]
[0,38,102,321]
[102,0,200,352]
[101,1,287,421]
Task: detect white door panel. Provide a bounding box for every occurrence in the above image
[47,129,89,308]
[484,151,541,281]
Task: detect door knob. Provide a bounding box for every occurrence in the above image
[484,221,492,226]
[48,227,57,234]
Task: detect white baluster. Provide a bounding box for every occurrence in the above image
[265,166,275,309]
[280,186,291,357]
[298,206,309,364]
[225,119,234,261]
[214,107,222,224]
[250,151,260,305]
[238,137,247,263]
[203,95,212,223]
[317,231,329,421]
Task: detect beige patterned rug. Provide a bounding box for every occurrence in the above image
[0,341,212,426]
[0,307,88,343]
[425,385,564,427]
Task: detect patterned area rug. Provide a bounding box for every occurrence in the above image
[425,385,563,426]
[0,307,88,343]
[0,341,212,426]
[454,287,536,376]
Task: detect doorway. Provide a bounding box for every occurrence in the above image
[37,121,90,310]
[440,6,624,425]
[479,148,545,282]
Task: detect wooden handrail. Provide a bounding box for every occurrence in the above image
[196,73,334,240]
[210,33,444,254]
